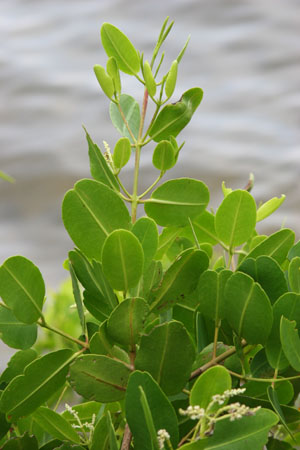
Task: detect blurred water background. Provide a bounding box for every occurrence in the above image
[1,0,300,365]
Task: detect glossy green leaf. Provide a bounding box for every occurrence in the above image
[149,88,203,142]
[239,256,288,304]
[89,321,130,364]
[243,229,295,266]
[93,65,114,99]
[0,306,37,349]
[90,414,109,450]
[68,354,131,402]
[106,410,118,450]
[0,402,10,439]
[83,290,111,321]
[267,386,293,439]
[155,227,181,260]
[102,229,144,291]
[109,94,140,142]
[132,217,159,270]
[140,259,163,299]
[224,272,273,344]
[288,240,300,260]
[244,379,294,405]
[197,269,232,323]
[250,349,274,378]
[69,263,86,335]
[138,386,160,450]
[106,56,121,95]
[280,317,300,371]
[288,256,300,293]
[165,60,178,98]
[145,178,209,227]
[143,60,156,97]
[215,190,257,247]
[107,297,149,348]
[0,349,37,385]
[0,256,45,323]
[256,195,286,222]
[125,371,179,450]
[181,210,218,246]
[1,433,39,450]
[266,292,300,370]
[33,407,80,443]
[152,140,175,171]
[135,320,195,395]
[39,441,64,450]
[190,365,231,410]
[113,137,131,169]
[0,349,74,421]
[101,23,140,75]
[85,129,119,191]
[180,408,278,450]
[62,179,130,260]
[149,249,209,313]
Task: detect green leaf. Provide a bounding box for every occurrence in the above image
[33,407,80,443]
[180,408,278,450]
[93,65,114,99]
[280,317,300,371]
[215,190,257,248]
[109,94,140,142]
[1,433,39,450]
[138,387,160,450]
[256,195,285,222]
[242,229,295,266]
[267,438,293,449]
[224,271,273,344]
[190,365,231,410]
[69,263,86,336]
[266,292,300,370]
[143,60,156,97]
[106,56,121,95]
[106,410,118,450]
[62,179,130,260]
[89,321,130,364]
[140,259,163,299]
[149,88,203,142]
[267,386,293,440]
[85,129,119,191]
[288,256,300,293]
[165,60,178,98]
[149,249,209,313]
[0,256,45,323]
[0,306,37,349]
[90,414,109,450]
[113,137,131,170]
[145,178,209,227]
[197,269,232,322]
[152,140,175,171]
[132,217,159,270]
[135,320,195,395]
[0,404,10,439]
[107,297,149,348]
[102,229,144,291]
[68,354,131,402]
[155,227,182,260]
[53,444,85,450]
[0,349,37,385]
[62,401,101,426]
[239,256,288,304]
[0,170,15,183]
[125,371,179,450]
[288,240,300,260]
[243,379,294,405]
[101,23,140,75]
[181,210,218,246]
[0,349,74,421]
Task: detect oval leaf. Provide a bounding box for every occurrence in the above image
[0,306,37,349]
[62,179,130,260]
[113,137,131,170]
[165,60,178,98]
[106,56,121,95]
[143,60,156,97]
[288,256,300,293]
[33,407,80,443]
[93,65,114,99]
[197,269,232,322]
[0,256,45,323]
[102,229,144,291]
[215,190,257,248]
[280,317,300,371]
[190,365,231,410]
[0,349,37,385]
[101,23,140,75]
[132,217,159,270]
[256,195,285,222]
[181,210,218,246]
[109,94,140,142]
[152,140,175,171]
[145,178,209,227]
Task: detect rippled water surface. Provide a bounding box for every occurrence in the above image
[1,0,300,364]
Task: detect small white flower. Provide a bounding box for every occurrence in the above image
[179,405,205,420]
[157,429,170,449]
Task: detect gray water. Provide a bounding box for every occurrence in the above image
[1,0,300,365]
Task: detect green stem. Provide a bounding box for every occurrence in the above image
[38,320,89,349]
[139,171,164,199]
[212,320,221,360]
[118,103,137,144]
[116,175,132,198]
[227,369,300,383]
[188,217,200,250]
[53,384,68,411]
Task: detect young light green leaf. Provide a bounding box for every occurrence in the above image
[190,365,231,410]
[176,35,190,64]
[280,316,300,371]
[132,217,159,270]
[149,249,209,313]
[197,269,232,322]
[68,354,131,402]
[215,190,257,248]
[135,320,195,395]
[33,407,81,444]
[181,210,219,245]
[0,256,45,323]
[221,180,232,197]
[152,140,176,171]
[0,306,37,350]
[101,23,140,75]
[224,272,273,344]
[165,60,178,98]
[288,256,300,293]
[85,128,119,191]
[62,179,130,260]
[149,88,203,142]
[102,229,144,291]
[143,60,156,97]
[0,349,37,385]
[256,195,286,222]
[107,297,149,348]
[267,386,294,440]
[112,137,131,170]
[106,56,121,95]
[125,371,179,450]
[145,178,209,227]
[0,349,74,421]
[93,65,114,99]
[109,94,140,142]
[0,170,15,183]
